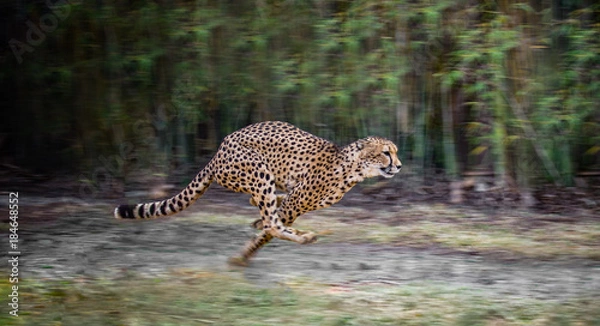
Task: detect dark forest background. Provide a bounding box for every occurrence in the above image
[1,0,599,197]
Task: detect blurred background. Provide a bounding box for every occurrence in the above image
[1,0,598,200]
[1,2,599,325]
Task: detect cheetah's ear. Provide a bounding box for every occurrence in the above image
[356,139,367,150]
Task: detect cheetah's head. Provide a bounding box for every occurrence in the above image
[355,137,402,179]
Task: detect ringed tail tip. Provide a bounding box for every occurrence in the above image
[114,204,136,219]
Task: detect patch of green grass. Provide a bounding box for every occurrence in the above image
[3,274,598,326]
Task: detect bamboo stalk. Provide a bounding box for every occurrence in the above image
[442,83,458,179]
[500,82,562,185]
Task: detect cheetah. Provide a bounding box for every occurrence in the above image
[114,121,402,265]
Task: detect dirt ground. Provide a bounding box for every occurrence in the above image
[4,183,599,303]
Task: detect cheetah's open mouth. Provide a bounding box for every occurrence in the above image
[380,165,398,178]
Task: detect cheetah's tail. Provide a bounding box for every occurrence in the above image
[114,168,213,219]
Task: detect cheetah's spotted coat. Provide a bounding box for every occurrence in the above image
[115,121,402,265]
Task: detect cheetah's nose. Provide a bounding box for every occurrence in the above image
[397,165,402,171]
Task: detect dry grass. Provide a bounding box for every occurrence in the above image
[3,203,599,325]
[182,202,600,260]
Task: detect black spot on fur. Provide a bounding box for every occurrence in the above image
[149,203,156,215]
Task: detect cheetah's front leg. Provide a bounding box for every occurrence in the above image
[263,185,322,244]
[266,214,318,244]
[249,193,316,244]
[249,194,285,230]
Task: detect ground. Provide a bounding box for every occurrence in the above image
[1,179,599,325]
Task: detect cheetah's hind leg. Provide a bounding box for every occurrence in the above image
[228,231,274,267]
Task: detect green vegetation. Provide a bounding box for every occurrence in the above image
[2,272,598,326]
[2,1,599,188]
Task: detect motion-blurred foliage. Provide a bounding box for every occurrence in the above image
[2,0,599,187]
